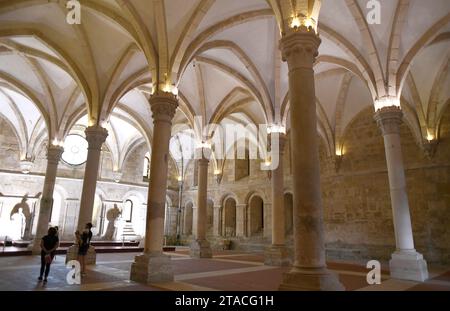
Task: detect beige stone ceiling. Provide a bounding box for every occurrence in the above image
[0,0,448,165]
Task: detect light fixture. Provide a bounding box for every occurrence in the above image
[374,97,401,111]
[214,169,221,175]
[197,140,212,150]
[20,160,33,174]
[335,149,343,157]
[112,171,122,183]
[267,124,286,134]
[177,175,183,182]
[52,138,64,147]
[426,131,435,142]
[290,16,301,29]
[289,15,317,32]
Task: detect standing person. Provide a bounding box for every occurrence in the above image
[38,227,59,284]
[77,223,93,276]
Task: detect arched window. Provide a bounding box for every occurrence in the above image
[123,199,133,223]
[143,152,150,181]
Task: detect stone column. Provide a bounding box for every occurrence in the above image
[213,205,221,236]
[374,106,428,282]
[236,204,246,237]
[31,145,64,254]
[279,27,344,291]
[130,91,177,283]
[265,134,290,266]
[190,150,212,258]
[77,125,108,231]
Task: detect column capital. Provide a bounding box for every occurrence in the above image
[194,147,211,162]
[149,91,179,123]
[47,145,64,165]
[85,125,109,150]
[374,106,403,136]
[280,28,321,70]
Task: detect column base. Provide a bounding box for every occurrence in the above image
[130,252,174,283]
[264,245,291,266]
[279,267,345,291]
[29,241,41,255]
[65,245,96,265]
[389,250,429,282]
[190,239,212,258]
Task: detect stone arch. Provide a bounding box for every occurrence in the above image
[50,184,67,229]
[247,195,264,237]
[222,196,237,237]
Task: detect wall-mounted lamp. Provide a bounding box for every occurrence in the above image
[214,170,222,185]
[112,171,122,183]
[423,132,438,159]
[334,149,344,172]
[20,160,34,174]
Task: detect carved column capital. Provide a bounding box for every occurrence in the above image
[85,125,109,150]
[280,28,321,70]
[373,106,403,136]
[46,145,64,165]
[149,91,179,123]
[195,147,212,163]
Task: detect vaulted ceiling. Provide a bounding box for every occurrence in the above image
[0,0,448,168]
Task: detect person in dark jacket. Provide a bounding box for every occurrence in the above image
[77,222,93,276]
[38,227,59,284]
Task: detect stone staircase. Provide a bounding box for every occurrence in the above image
[120,222,140,242]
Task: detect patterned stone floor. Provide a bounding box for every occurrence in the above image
[0,250,449,291]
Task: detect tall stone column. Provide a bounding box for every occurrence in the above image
[236,204,246,237]
[31,145,64,254]
[77,125,108,231]
[265,134,290,266]
[374,106,428,282]
[190,149,212,258]
[130,91,177,283]
[279,27,344,291]
[213,205,221,236]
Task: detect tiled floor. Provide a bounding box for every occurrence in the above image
[0,250,449,291]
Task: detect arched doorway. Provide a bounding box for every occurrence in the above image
[284,193,293,235]
[183,202,193,235]
[207,199,214,235]
[50,191,63,227]
[248,196,264,236]
[223,198,236,237]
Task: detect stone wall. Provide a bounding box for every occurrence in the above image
[179,106,450,264]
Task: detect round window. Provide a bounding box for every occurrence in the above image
[61,134,88,166]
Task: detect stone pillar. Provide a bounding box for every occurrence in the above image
[77,125,108,231]
[279,27,344,291]
[130,91,177,283]
[213,205,221,236]
[265,134,290,266]
[236,204,246,237]
[374,106,429,282]
[190,151,212,258]
[31,145,64,254]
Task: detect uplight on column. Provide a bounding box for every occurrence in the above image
[289,15,318,33]
[52,138,64,147]
[267,124,286,134]
[374,97,401,111]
